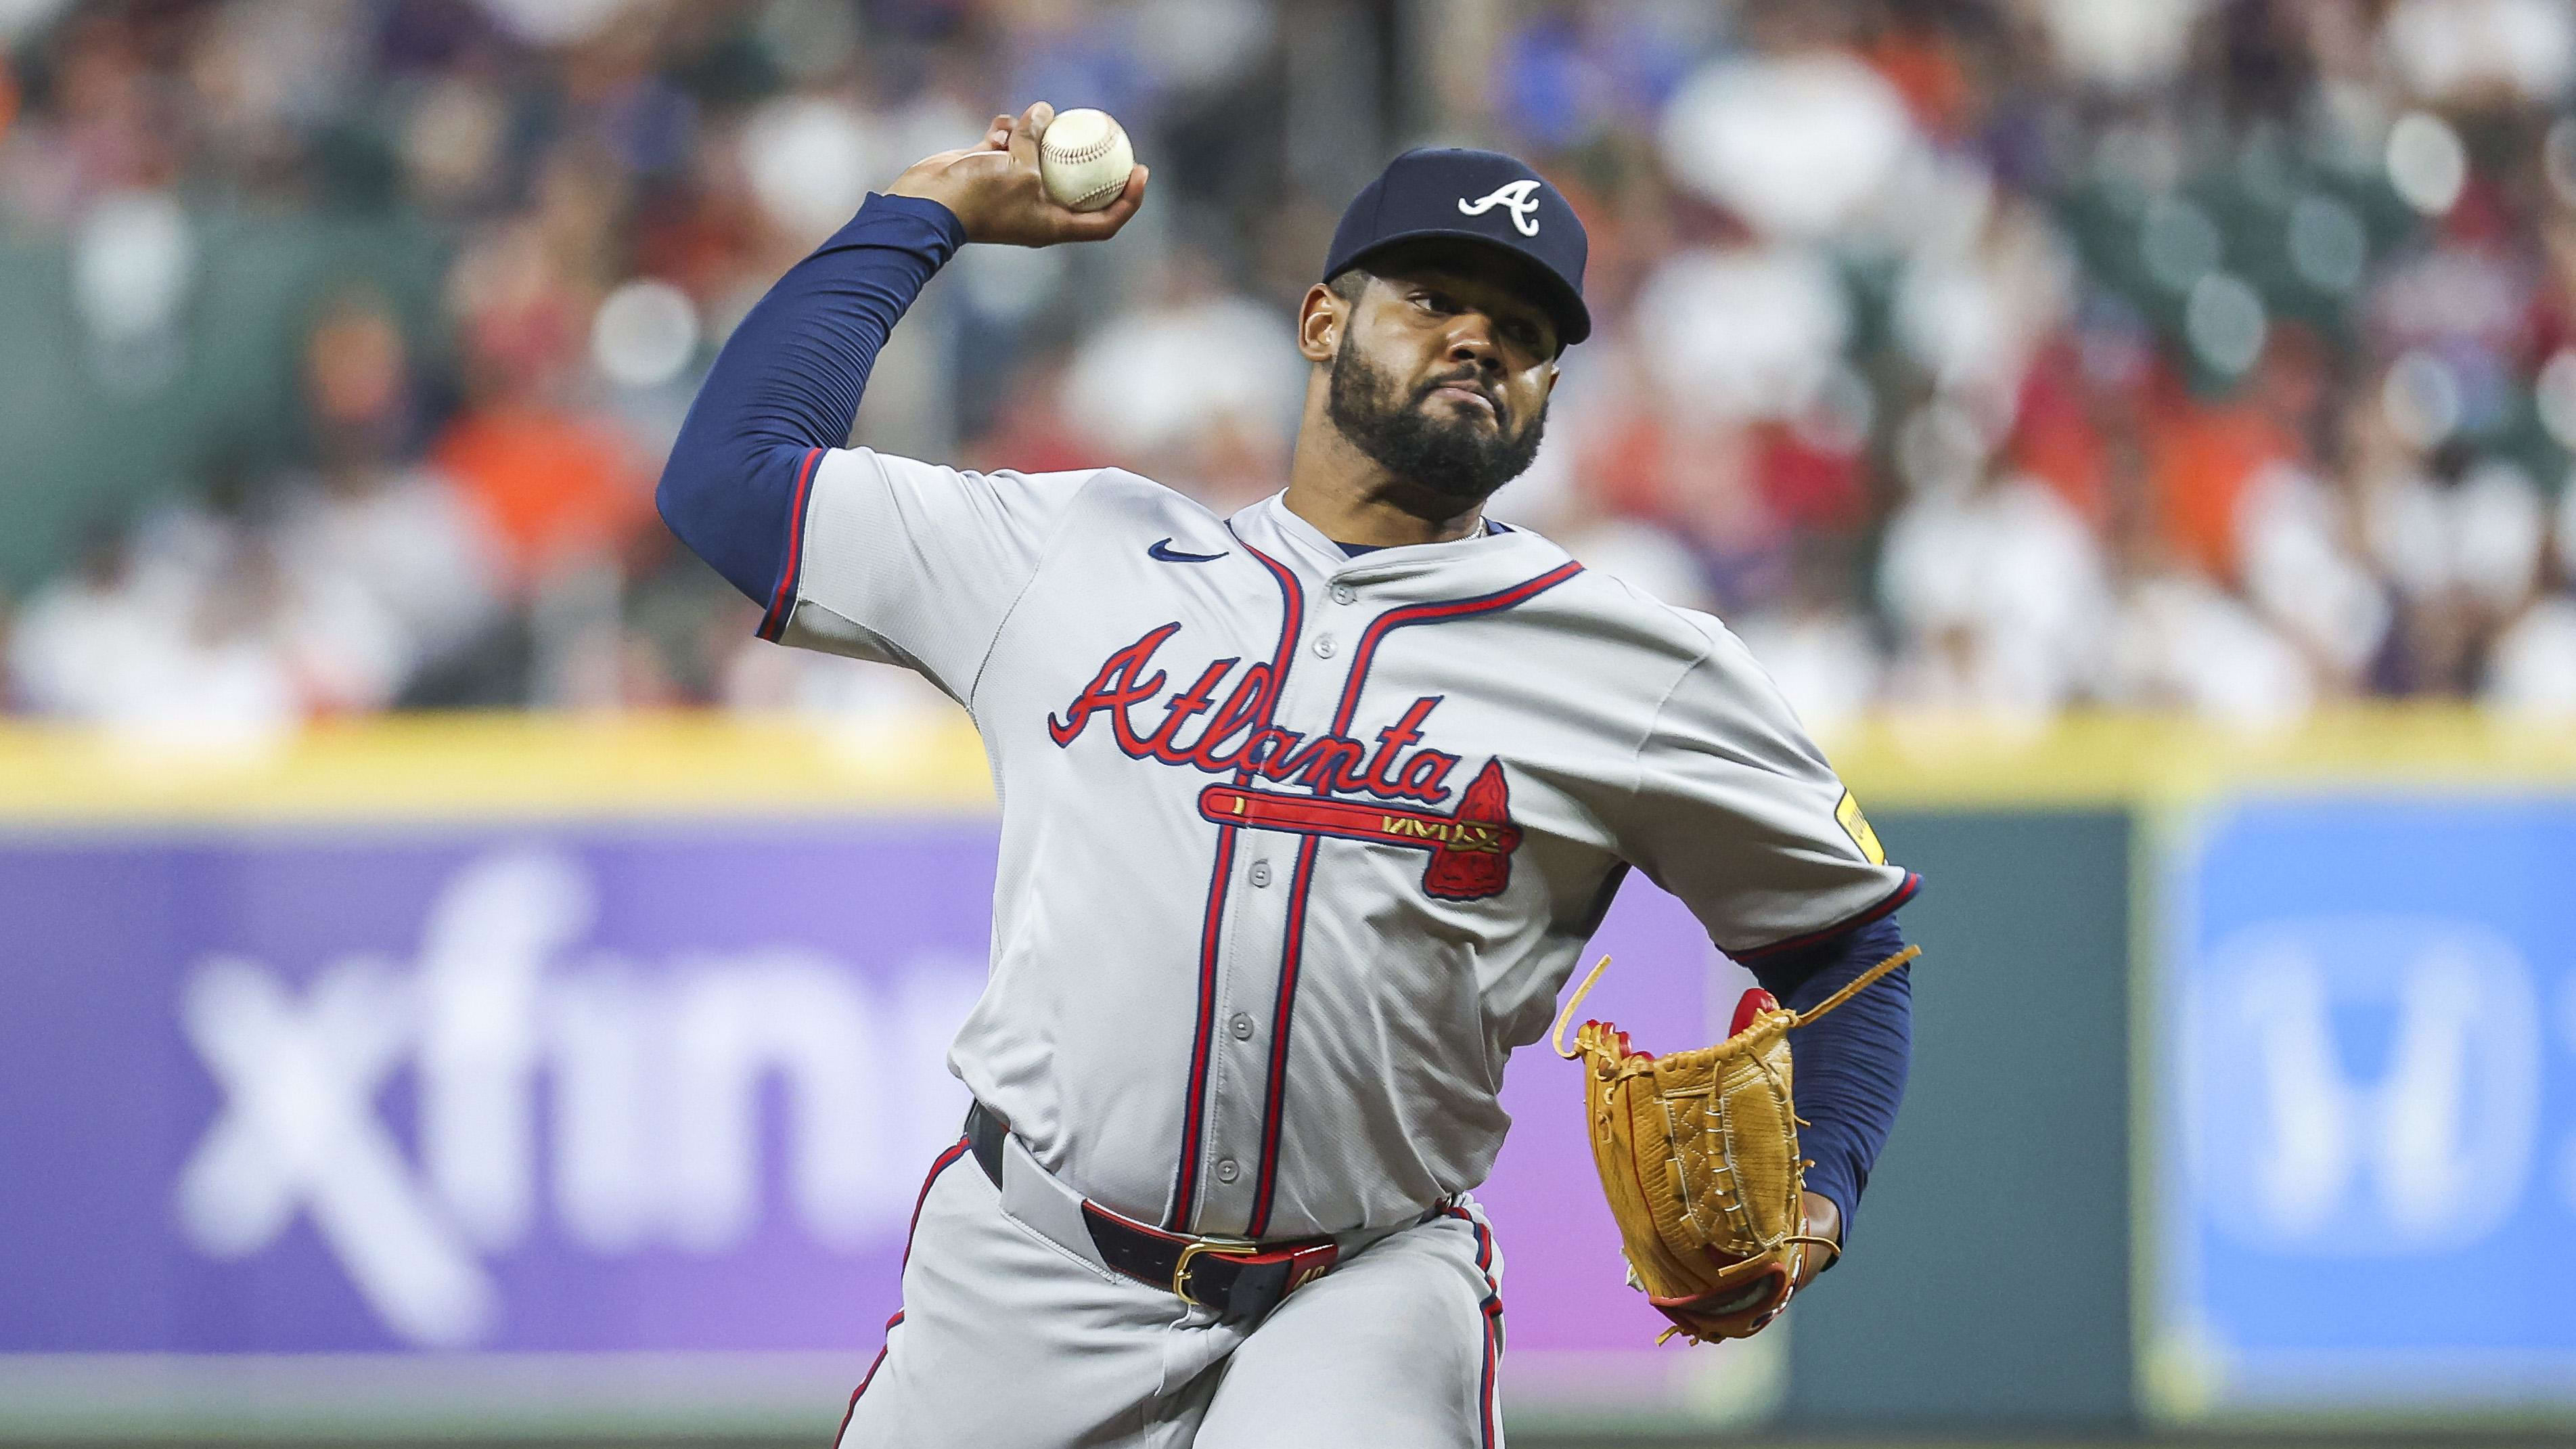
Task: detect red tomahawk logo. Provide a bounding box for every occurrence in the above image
[1198,759,1522,901]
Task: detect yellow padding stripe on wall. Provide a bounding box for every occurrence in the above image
[0,705,2571,823]
[1824,706,2576,805]
[0,713,995,823]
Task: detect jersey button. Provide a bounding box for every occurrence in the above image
[1229,1013,1255,1040]
[1330,584,1356,604]
[1247,860,1272,887]
[1215,1159,1240,1183]
[1313,636,1336,658]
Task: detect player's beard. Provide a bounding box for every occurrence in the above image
[1326,336,1547,506]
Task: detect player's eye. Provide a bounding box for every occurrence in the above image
[1415,290,1455,314]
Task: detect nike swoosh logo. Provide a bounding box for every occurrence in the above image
[1148,538,1230,563]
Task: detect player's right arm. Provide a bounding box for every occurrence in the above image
[654,103,1146,692]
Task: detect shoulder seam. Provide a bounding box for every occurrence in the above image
[962,467,1112,711]
[1623,627,1719,807]
[1580,565,1724,629]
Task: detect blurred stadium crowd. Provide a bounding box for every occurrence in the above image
[6,0,2576,740]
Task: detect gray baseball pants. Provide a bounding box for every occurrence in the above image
[835,1138,1507,1448]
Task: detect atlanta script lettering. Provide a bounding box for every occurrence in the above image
[1047,623,1462,805]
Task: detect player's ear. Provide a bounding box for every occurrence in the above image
[1296,282,1343,364]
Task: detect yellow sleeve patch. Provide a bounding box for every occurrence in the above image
[1836,789,1886,865]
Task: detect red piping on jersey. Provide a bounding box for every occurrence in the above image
[838,1135,970,1437]
[755,446,827,642]
[1473,1289,1504,1433]
[1474,1294,1504,1448]
[1727,871,1922,964]
[1244,560,1584,1238]
[1439,1202,1499,1281]
[1242,829,1321,1239]
[1328,562,1585,735]
[1436,1201,1501,1305]
[1438,1202,1506,1449]
[1167,537,1303,1231]
[1167,824,1238,1230]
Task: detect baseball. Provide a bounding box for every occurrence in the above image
[1039,108,1135,213]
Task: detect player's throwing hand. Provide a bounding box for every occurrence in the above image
[888,101,1148,247]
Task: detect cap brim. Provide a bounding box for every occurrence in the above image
[1332,229,1591,348]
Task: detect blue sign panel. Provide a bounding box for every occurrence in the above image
[2156,798,2576,1414]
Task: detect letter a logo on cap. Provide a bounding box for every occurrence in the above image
[1458,179,1543,237]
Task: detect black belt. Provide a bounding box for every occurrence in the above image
[965,1102,1338,1320]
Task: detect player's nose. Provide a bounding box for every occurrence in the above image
[1442,313,1504,372]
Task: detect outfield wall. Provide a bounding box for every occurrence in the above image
[0,711,2569,1437]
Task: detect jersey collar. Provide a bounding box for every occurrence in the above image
[1232,491,1573,596]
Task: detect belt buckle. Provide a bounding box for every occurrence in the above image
[1172,1236,1261,1308]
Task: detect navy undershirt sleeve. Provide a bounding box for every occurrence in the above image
[657,192,967,604]
[1740,913,1913,1243]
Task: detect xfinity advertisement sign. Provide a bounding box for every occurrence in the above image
[168,847,978,1348]
[0,826,990,1357]
[0,816,1734,1425]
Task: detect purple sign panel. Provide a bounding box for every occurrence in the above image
[0,820,1715,1365]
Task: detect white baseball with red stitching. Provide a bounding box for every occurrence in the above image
[1039,108,1133,213]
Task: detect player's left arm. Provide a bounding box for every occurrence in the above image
[1617,622,1921,1270]
[1740,914,1912,1281]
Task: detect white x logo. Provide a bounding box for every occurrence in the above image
[176,956,495,1347]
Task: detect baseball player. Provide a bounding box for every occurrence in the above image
[658,104,1918,1448]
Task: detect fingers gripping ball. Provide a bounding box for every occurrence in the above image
[1550,944,1921,1344]
[1039,108,1135,213]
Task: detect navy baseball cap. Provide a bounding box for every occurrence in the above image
[1324,148,1591,347]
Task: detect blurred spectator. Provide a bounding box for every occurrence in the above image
[1880,452,2111,720]
[3,0,2575,730]
[2099,452,2318,730]
[2032,0,2207,93]
[2234,461,2393,696]
[279,291,507,702]
[2485,592,2576,711]
[1632,240,1851,427]
[1732,535,1881,736]
[1059,248,1302,511]
[7,520,168,720]
[434,215,652,592]
[7,462,409,737]
[1658,6,1918,244]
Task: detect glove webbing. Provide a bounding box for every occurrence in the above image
[1550,943,1920,1060]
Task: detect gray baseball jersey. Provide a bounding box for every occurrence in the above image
[775,449,1916,1243]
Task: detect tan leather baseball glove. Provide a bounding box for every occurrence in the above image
[1550,943,1920,1343]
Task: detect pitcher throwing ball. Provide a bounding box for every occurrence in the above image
[659,102,1920,1449]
